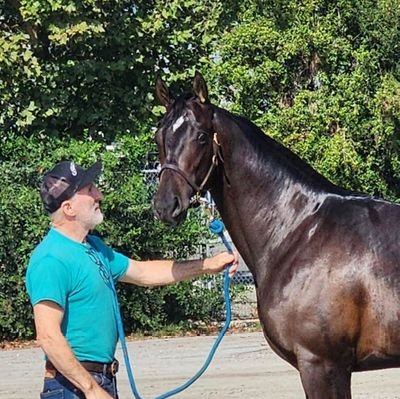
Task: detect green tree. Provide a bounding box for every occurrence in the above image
[0,0,240,139]
[208,0,400,199]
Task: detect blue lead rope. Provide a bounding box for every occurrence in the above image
[110,219,233,399]
[208,219,234,253]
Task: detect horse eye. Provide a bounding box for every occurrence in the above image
[197,132,208,144]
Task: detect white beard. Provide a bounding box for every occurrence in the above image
[78,207,104,231]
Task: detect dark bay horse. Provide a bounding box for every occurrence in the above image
[153,72,400,398]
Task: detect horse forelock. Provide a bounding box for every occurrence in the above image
[157,93,215,163]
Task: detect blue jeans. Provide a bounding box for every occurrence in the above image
[40,372,119,398]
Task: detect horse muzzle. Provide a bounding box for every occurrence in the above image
[153,191,190,226]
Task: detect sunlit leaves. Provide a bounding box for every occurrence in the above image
[48,21,105,45]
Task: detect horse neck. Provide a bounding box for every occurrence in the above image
[210,107,346,283]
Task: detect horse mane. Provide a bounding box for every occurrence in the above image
[215,106,355,196]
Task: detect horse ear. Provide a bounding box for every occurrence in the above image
[155,77,174,108]
[193,71,209,103]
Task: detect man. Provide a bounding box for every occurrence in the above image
[25,160,238,399]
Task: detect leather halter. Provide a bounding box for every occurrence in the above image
[159,133,222,195]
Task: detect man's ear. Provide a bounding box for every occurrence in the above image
[60,200,75,217]
[155,76,174,108]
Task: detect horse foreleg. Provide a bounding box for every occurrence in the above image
[298,358,352,399]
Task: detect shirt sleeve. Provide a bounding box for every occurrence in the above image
[88,235,129,282]
[25,256,71,309]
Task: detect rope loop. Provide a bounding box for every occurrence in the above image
[209,219,225,235]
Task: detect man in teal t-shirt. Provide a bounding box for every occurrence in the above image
[26,230,128,363]
[26,160,238,399]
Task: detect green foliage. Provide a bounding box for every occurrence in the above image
[0,0,238,140]
[209,0,400,200]
[0,145,49,339]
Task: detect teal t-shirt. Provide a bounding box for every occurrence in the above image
[25,228,129,362]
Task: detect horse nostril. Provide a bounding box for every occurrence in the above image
[171,197,182,218]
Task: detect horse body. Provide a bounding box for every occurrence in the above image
[212,105,400,370]
[153,72,400,398]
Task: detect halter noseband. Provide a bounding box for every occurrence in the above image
[159,133,222,196]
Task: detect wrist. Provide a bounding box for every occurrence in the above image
[202,258,215,274]
[81,374,96,395]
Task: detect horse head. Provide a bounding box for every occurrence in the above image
[153,72,218,226]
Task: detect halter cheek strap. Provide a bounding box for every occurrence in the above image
[159,163,204,193]
[159,133,222,195]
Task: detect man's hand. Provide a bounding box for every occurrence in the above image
[203,251,239,278]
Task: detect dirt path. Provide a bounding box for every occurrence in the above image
[1,332,400,398]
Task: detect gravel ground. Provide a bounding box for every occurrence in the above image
[1,331,400,398]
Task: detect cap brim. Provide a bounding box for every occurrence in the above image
[76,160,102,190]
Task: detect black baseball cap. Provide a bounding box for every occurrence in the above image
[40,160,102,213]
